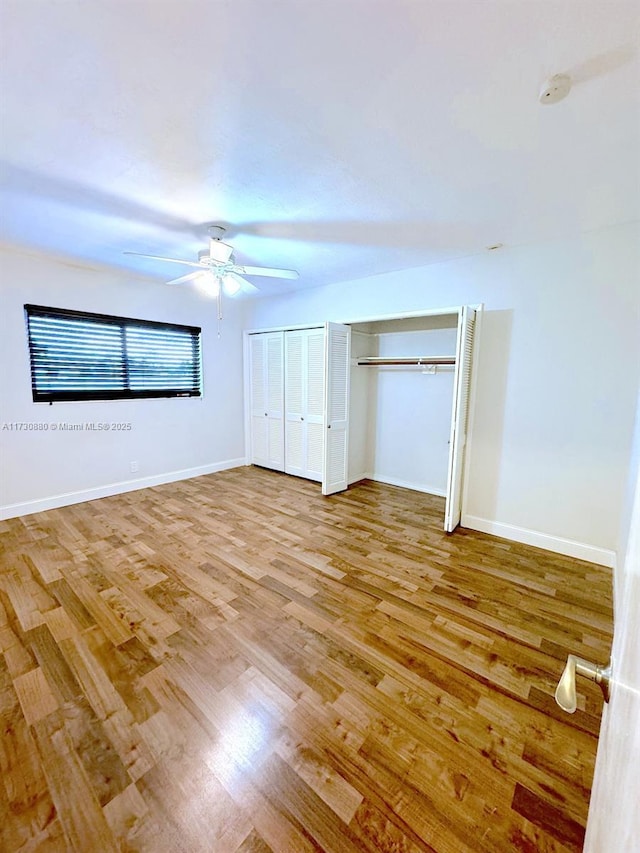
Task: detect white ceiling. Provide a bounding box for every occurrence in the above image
[1,0,638,296]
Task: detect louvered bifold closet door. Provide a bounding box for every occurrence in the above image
[322,322,351,496]
[444,306,477,532]
[266,332,285,470]
[249,332,284,470]
[285,330,305,477]
[249,333,269,467]
[305,330,325,481]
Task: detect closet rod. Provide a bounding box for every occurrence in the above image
[356,356,456,366]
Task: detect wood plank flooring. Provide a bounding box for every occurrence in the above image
[0,467,613,852]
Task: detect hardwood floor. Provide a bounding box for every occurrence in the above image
[0,467,613,852]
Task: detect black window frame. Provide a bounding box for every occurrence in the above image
[24,304,202,403]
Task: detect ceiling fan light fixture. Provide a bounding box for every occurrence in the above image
[123,224,298,303]
[194,271,220,298]
[222,273,241,296]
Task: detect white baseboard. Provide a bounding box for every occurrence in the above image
[348,471,446,498]
[375,476,447,498]
[0,458,247,521]
[461,514,616,568]
[348,471,370,486]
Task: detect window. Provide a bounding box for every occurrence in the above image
[25,305,202,403]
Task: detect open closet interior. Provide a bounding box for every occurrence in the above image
[246,307,477,531]
[348,312,459,499]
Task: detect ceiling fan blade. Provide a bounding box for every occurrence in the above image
[237,265,299,280]
[123,251,204,268]
[166,270,208,286]
[222,272,258,295]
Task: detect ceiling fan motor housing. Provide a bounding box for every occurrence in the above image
[205,240,234,264]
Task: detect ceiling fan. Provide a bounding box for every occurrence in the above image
[123,225,299,297]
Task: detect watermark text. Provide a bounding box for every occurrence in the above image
[2,422,132,432]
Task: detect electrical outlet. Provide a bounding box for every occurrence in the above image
[130,461,139,473]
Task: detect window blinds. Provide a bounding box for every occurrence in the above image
[25,305,202,402]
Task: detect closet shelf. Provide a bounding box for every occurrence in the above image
[356,355,456,367]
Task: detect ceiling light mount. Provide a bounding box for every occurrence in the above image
[539,74,572,105]
[207,225,227,241]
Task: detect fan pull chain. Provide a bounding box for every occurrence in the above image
[216,288,223,338]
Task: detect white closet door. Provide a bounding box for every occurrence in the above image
[444,307,476,532]
[284,328,324,482]
[305,329,325,480]
[249,332,284,470]
[266,332,284,470]
[285,330,305,477]
[322,322,351,496]
[249,333,268,467]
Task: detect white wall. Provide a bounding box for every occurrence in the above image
[348,331,374,484]
[0,246,248,517]
[365,329,456,496]
[247,223,640,565]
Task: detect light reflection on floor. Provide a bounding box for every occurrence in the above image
[204,701,276,798]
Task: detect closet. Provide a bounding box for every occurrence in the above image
[247,322,351,495]
[348,306,476,531]
[245,307,477,531]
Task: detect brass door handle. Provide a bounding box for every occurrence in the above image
[555,654,612,713]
